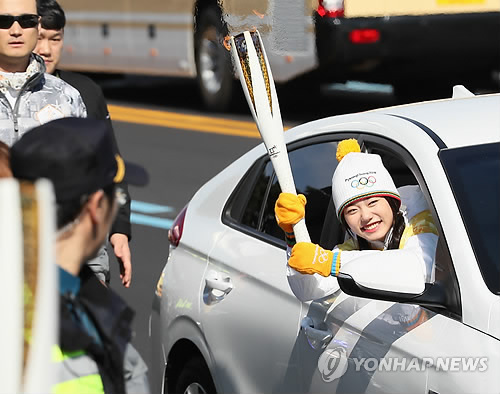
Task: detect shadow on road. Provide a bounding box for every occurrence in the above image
[92,74,397,123]
[93,73,499,124]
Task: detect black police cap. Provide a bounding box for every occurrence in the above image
[10,117,148,202]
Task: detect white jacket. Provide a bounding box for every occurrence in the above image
[287,185,439,302]
[0,54,86,146]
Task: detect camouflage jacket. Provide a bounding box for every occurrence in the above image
[0,54,87,146]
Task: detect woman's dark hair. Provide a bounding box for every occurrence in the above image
[386,197,405,249]
[341,196,405,250]
[37,0,66,30]
[56,183,116,230]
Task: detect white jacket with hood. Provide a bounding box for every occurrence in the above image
[286,185,439,302]
[0,54,86,146]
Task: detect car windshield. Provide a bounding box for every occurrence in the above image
[440,142,500,294]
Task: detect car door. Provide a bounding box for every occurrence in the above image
[200,138,343,393]
[297,262,439,393]
[294,136,463,393]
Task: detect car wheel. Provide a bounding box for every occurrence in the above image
[194,5,234,112]
[174,356,216,394]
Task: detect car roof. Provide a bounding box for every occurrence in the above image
[370,93,500,148]
[286,93,500,150]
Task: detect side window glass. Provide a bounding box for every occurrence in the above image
[231,140,340,245]
[261,142,339,244]
[240,163,274,229]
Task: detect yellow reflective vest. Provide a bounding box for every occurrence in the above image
[52,346,104,394]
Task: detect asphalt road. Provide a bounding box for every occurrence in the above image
[101,75,498,391]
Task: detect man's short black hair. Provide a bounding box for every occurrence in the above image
[56,183,117,230]
[37,0,66,30]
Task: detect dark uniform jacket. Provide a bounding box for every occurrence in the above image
[59,265,135,393]
[56,69,131,239]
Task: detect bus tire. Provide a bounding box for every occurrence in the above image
[194,5,234,112]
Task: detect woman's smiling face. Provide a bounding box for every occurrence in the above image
[343,196,394,242]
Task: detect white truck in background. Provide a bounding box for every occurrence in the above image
[59,0,500,110]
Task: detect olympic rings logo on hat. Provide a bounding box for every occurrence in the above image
[351,176,376,189]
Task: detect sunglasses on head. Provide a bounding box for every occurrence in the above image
[0,14,39,29]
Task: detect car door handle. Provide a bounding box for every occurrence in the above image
[205,277,233,294]
[300,316,333,350]
[204,270,234,304]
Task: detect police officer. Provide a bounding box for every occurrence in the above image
[10,117,150,393]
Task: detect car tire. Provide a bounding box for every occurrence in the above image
[194,5,234,112]
[174,356,216,394]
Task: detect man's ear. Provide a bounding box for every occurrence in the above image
[86,190,106,224]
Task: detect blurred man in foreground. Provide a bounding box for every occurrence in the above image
[10,117,150,393]
[35,0,134,288]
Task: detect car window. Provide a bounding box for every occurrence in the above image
[440,142,500,295]
[261,142,339,243]
[229,141,339,245]
[367,146,417,187]
[226,134,463,316]
[240,162,274,230]
[364,138,462,318]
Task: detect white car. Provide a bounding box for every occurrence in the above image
[150,88,500,394]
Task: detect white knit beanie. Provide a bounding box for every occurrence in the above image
[332,139,400,219]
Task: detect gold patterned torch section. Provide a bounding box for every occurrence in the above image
[250,31,273,115]
[233,33,256,113]
[20,182,39,375]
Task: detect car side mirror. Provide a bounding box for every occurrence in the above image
[336,251,448,309]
